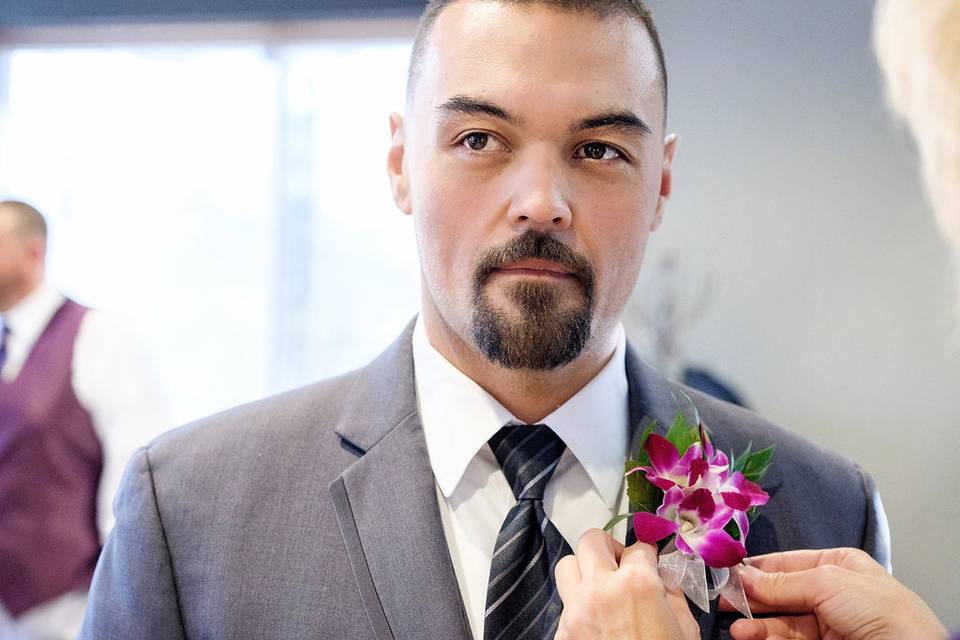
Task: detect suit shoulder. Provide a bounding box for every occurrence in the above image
[682,386,868,491]
[144,368,362,472]
[676,387,887,557]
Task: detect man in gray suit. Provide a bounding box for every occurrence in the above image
[80,1,889,638]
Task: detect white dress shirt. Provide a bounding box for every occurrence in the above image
[0,283,168,638]
[412,317,631,640]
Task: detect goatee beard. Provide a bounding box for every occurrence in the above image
[471,232,595,370]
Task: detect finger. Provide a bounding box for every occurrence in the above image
[618,540,659,572]
[738,564,838,612]
[719,587,785,615]
[553,621,570,640]
[618,541,670,598]
[610,536,626,564]
[665,589,700,640]
[718,566,777,613]
[745,548,874,574]
[574,528,620,580]
[554,555,580,604]
[718,564,807,614]
[719,579,810,615]
[616,541,696,637]
[730,615,821,640]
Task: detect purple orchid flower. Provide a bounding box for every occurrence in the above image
[691,427,769,512]
[628,430,769,514]
[624,426,770,567]
[633,487,747,568]
[712,471,769,511]
[626,434,704,491]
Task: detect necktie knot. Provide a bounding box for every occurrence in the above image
[488,424,565,501]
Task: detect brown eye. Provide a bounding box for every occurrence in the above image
[457,131,507,154]
[583,142,607,159]
[575,142,624,161]
[465,132,489,150]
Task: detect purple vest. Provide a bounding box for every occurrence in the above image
[0,299,102,617]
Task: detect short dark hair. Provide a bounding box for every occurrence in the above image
[407,0,668,117]
[0,200,48,242]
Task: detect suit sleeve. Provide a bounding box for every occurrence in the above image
[858,466,892,573]
[79,448,187,639]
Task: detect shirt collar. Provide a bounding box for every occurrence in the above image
[4,283,63,337]
[412,316,629,509]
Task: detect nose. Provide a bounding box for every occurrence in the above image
[505,150,572,232]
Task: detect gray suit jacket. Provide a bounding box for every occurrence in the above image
[80,322,890,639]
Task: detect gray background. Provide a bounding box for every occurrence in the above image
[632,0,960,628]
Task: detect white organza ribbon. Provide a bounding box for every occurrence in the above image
[656,541,752,618]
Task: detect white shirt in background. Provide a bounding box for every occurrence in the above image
[412,317,631,640]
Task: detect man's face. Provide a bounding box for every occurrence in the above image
[0,210,38,311]
[390,1,675,370]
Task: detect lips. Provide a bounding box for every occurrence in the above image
[493,259,575,278]
[472,231,595,302]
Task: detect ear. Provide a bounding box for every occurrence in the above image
[387,112,412,215]
[651,133,679,232]
[25,235,46,266]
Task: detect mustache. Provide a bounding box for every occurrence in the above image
[472,231,595,297]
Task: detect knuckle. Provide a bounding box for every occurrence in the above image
[786,616,804,634]
[558,603,596,633]
[766,569,789,587]
[576,528,605,549]
[762,567,802,598]
[840,546,866,560]
[815,563,849,591]
[581,583,614,610]
[845,547,875,568]
[619,565,660,595]
[553,619,569,640]
[818,564,845,580]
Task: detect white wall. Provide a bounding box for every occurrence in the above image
[628,0,960,627]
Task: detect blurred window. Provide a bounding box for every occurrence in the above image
[0,38,419,426]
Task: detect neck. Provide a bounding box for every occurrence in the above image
[421,306,619,424]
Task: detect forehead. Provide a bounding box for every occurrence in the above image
[416,1,664,130]
[0,208,17,235]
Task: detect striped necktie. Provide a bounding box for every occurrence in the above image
[484,424,573,640]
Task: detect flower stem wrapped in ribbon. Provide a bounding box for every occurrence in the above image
[604,397,774,617]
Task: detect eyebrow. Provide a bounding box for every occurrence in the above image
[572,111,652,137]
[436,95,522,126]
[435,94,652,137]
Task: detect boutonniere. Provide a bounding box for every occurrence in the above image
[605,398,774,617]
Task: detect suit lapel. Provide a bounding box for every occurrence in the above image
[328,321,472,640]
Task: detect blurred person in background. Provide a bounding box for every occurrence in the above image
[876,0,960,275]
[0,200,167,640]
[724,1,960,639]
